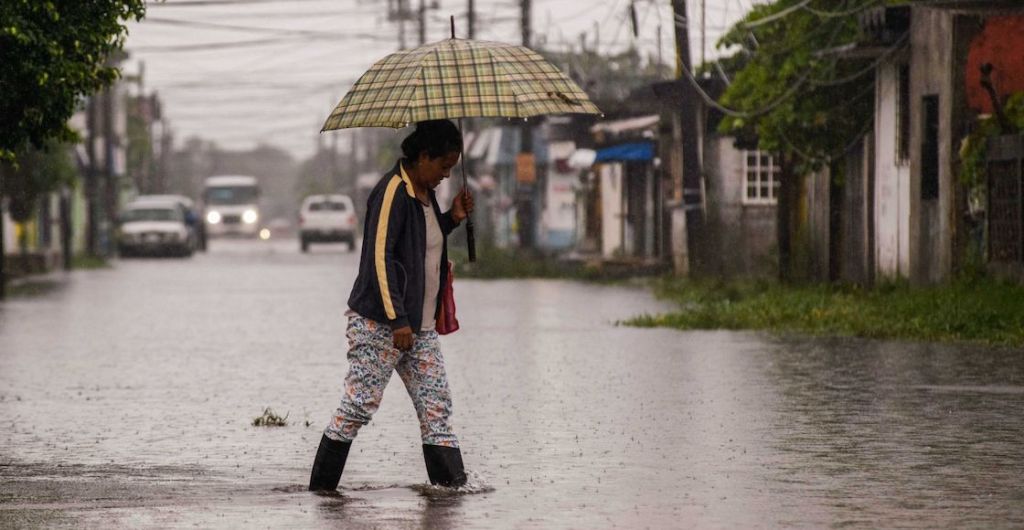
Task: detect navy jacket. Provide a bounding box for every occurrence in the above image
[347,161,459,332]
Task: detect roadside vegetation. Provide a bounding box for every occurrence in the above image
[625,277,1024,347]
[71,255,110,270]
[449,245,671,282]
[450,246,608,281]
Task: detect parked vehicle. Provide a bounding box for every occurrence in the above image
[131,194,206,251]
[202,175,261,238]
[298,194,358,252]
[117,198,195,257]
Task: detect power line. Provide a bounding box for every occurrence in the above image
[147,0,341,6]
[142,16,386,39]
[809,32,908,87]
[803,0,883,18]
[676,12,848,119]
[741,0,811,29]
[129,36,309,52]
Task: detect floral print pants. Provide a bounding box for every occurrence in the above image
[324,315,459,448]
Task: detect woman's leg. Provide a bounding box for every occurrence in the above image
[324,315,402,442]
[396,330,466,487]
[395,329,459,447]
[311,316,403,491]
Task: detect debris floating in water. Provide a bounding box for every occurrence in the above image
[252,407,288,427]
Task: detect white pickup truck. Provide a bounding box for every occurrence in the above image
[298,194,359,252]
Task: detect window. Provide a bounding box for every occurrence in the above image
[743,150,780,204]
[896,64,910,163]
[309,201,347,212]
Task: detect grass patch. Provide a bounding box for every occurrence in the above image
[72,255,110,270]
[6,279,62,298]
[449,246,661,282]
[625,277,1024,347]
[252,407,288,427]
[449,246,593,279]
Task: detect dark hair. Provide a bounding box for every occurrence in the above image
[400,119,462,162]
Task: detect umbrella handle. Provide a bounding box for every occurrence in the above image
[457,115,476,262]
[466,216,476,262]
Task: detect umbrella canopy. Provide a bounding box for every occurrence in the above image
[321,38,601,131]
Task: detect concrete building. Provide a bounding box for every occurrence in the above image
[863,1,1024,283]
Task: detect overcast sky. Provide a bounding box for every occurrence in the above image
[123,0,757,160]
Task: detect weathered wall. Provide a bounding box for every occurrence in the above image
[839,137,874,285]
[964,15,1024,114]
[699,137,777,277]
[874,59,913,279]
[910,7,954,283]
[806,168,831,282]
[599,163,623,258]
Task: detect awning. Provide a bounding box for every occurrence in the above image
[595,142,654,162]
[590,114,659,135]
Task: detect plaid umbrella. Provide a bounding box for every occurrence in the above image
[321,37,601,130]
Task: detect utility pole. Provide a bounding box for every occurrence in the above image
[671,0,701,273]
[103,84,117,257]
[0,165,6,300]
[418,0,426,45]
[330,131,339,192]
[86,95,99,258]
[136,62,151,194]
[657,24,664,77]
[467,0,475,39]
[397,0,408,49]
[516,0,535,250]
[700,0,706,67]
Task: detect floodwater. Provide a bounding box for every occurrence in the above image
[2,238,1023,528]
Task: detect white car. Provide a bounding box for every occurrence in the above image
[298,194,358,252]
[117,198,195,257]
[131,194,205,251]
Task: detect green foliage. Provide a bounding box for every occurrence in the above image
[958,92,1024,191]
[450,245,602,280]
[0,0,146,161]
[1,140,76,222]
[449,245,659,282]
[125,96,157,192]
[71,254,110,269]
[625,277,1024,347]
[713,0,879,173]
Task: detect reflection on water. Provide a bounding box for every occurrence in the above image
[760,338,1024,527]
[1,239,1023,527]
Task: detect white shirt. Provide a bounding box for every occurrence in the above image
[420,202,444,332]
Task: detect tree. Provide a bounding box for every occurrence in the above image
[711,0,880,280]
[1,141,76,254]
[0,0,146,160]
[0,0,144,298]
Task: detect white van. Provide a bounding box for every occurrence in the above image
[203,175,260,238]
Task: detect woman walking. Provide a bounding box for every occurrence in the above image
[309,119,474,491]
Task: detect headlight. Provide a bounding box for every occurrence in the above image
[206,211,222,224]
[242,209,258,224]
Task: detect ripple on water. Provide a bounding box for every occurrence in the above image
[409,472,494,497]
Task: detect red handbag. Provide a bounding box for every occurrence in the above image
[436,260,459,335]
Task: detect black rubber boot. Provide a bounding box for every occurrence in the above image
[308,434,352,491]
[422,444,467,488]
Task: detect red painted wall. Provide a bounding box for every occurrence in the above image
[965,15,1024,114]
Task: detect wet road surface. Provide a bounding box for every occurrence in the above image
[2,238,1024,528]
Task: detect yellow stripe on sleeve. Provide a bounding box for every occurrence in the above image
[376,176,403,320]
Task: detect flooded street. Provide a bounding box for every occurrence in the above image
[2,238,1024,528]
